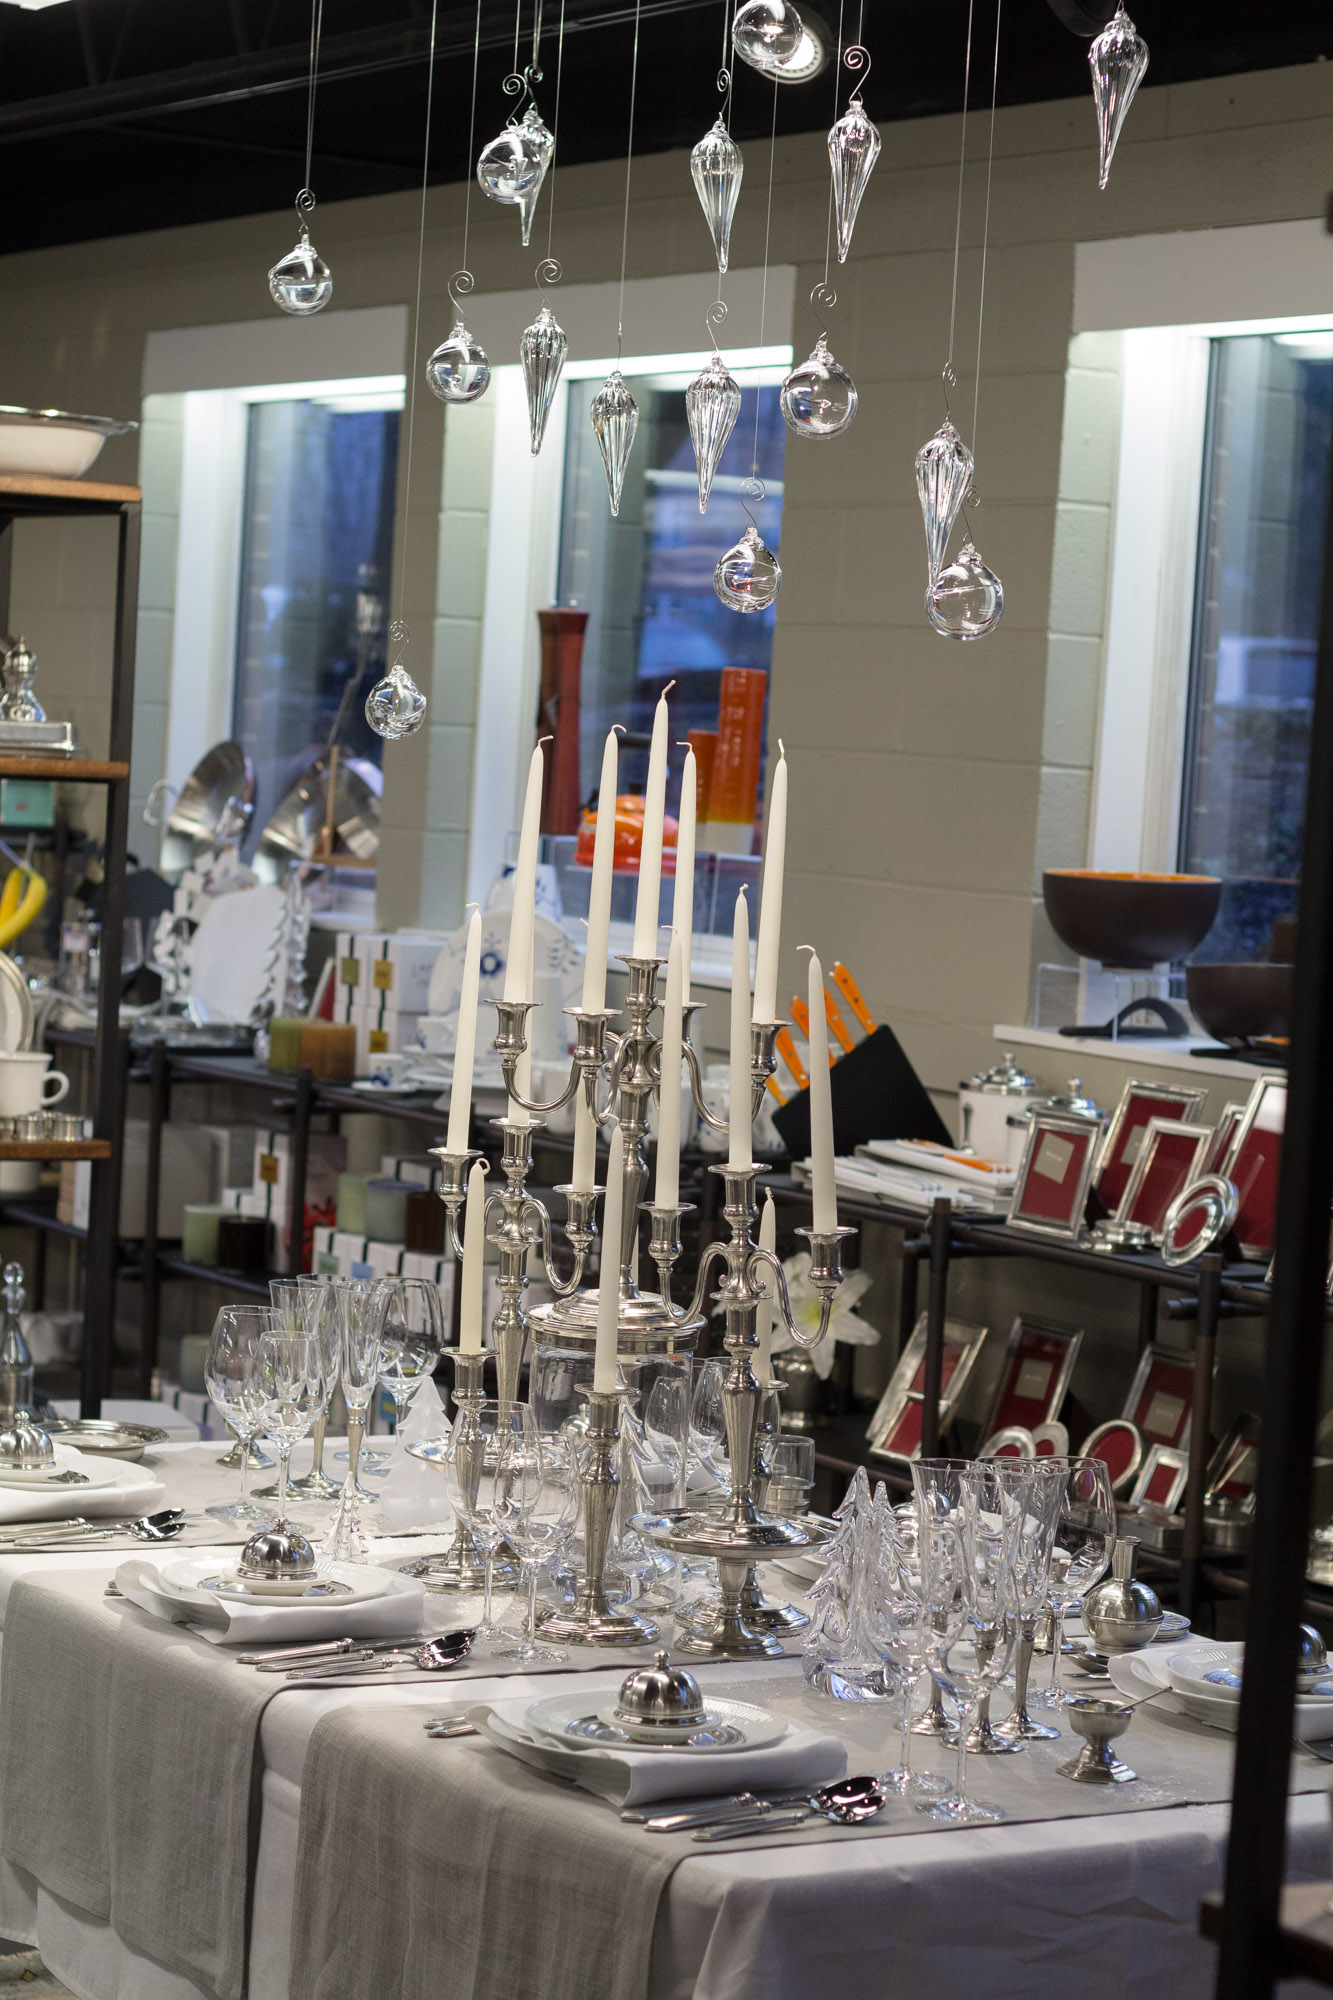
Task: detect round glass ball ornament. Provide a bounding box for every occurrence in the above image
[780,335,858,439]
[925,542,1004,640]
[714,524,781,614]
[426,320,491,404]
[365,663,427,739]
[732,0,804,71]
[268,227,332,316]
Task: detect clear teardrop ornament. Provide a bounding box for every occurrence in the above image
[1089,7,1148,190]
[686,353,742,513]
[714,523,781,614]
[925,541,1004,640]
[732,0,804,72]
[365,661,427,739]
[268,226,332,316]
[590,369,639,517]
[780,334,858,440]
[828,98,881,264]
[426,319,491,404]
[690,118,744,275]
[915,420,974,584]
[521,302,568,457]
[477,103,555,246]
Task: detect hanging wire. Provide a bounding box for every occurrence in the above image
[457,0,483,279]
[717,0,735,118]
[298,0,326,210]
[543,0,568,262]
[392,0,442,628]
[970,0,1003,473]
[820,0,847,294]
[943,0,978,405]
[614,0,645,363]
[750,80,780,477]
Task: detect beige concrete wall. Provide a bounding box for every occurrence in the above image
[0,59,1327,1085]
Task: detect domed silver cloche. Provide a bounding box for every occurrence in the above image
[0,1410,54,1470]
[612,1651,704,1729]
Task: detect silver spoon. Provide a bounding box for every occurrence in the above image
[285,1630,475,1684]
[691,1775,889,1841]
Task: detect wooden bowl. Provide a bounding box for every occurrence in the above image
[1042,871,1221,969]
[1185,961,1292,1043]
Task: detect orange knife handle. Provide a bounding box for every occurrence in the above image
[791,996,811,1037]
[775,1027,810,1093]
[821,986,856,1054]
[831,961,876,1034]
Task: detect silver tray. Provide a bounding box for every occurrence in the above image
[39,1417,169,1461]
[0,720,77,756]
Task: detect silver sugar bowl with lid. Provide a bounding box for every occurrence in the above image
[1081,1536,1162,1650]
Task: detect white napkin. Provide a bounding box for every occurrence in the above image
[0,1454,165,1525]
[114,1558,427,1646]
[377,1380,453,1531]
[475,1696,846,1806]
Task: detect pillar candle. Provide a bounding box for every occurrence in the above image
[670,747,697,1005]
[728,887,752,1170]
[504,741,545,1002]
[756,1190,777,1382]
[594,1122,625,1393]
[632,687,672,958]
[655,930,683,1209]
[753,744,787,1024]
[459,1158,487,1353]
[445,907,481,1155]
[572,1087,597,1192]
[806,949,838,1231]
[582,729,619,1014]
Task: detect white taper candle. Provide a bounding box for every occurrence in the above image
[670,747,697,1005]
[655,930,683,1209]
[459,1158,487,1353]
[756,1189,777,1382]
[806,950,838,1232]
[582,729,619,1014]
[753,744,787,1024]
[632,688,671,958]
[504,741,545,1002]
[445,907,481,1156]
[728,887,752,1170]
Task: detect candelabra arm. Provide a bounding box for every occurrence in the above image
[492,1000,617,1116]
[498,1050,582,1116]
[682,1038,729,1135]
[523,1193,587,1298]
[753,1225,858,1349]
[669,1237,727,1326]
[444,1209,466,1260]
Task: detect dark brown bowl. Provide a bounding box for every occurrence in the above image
[1185,961,1292,1044]
[1042,871,1221,969]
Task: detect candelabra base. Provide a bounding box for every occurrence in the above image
[537,1601,659,1647]
[672,1555,785,1659]
[529,1288,705,1354]
[740,1569,810,1635]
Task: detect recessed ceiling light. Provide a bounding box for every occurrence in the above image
[0,2,74,10]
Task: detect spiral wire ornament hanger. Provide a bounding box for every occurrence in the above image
[715,84,782,612]
[478,1,556,247]
[268,0,333,314]
[590,0,645,516]
[520,3,570,456]
[365,0,445,740]
[428,0,491,405]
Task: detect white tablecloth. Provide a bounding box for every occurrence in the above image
[0,1440,1327,2000]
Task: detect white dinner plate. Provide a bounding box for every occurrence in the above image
[0,1447,127,1491]
[158,1557,395,1608]
[1108,1644,1333,1739]
[523,1692,788,1754]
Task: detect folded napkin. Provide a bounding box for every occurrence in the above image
[377,1379,453,1531]
[0,1453,165,1525]
[475,1693,846,1806]
[115,1557,426,1645]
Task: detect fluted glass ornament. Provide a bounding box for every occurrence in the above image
[1089,7,1148,190]
[426,319,491,403]
[828,98,881,264]
[925,541,1004,640]
[686,353,742,513]
[714,524,781,614]
[590,370,639,518]
[521,303,568,456]
[365,662,427,739]
[780,334,858,439]
[477,104,555,246]
[732,0,804,72]
[915,420,974,584]
[690,118,744,275]
[268,226,332,316]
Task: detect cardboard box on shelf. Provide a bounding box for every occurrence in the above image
[250,1130,347,1205]
[361,935,447,1017]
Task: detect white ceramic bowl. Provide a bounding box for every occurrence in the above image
[0,407,136,478]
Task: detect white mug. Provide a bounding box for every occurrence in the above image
[0,1053,70,1117]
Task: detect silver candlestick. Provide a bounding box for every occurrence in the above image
[538,1387,659,1647]
[399,1347,513,1593]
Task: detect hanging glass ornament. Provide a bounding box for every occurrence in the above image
[780,331,858,440]
[477,101,555,247]
[686,351,742,513]
[915,419,974,584]
[268,196,332,316]
[714,522,781,614]
[426,272,490,404]
[732,0,804,74]
[828,89,880,265]
[690,118,744,275]
[521,280,568,457]
[590,370,639,517]
[1088,7,1148,190]
[925,541,1004,640]
[365,628,427,740]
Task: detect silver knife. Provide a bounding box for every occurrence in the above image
[692,1810,815,1842]
[239,1637,361,1666]
[256,1649,379,1675]
[642,1791,817,1832]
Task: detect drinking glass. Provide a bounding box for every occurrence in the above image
[255,1328,326,1519]
[340,1279,387,1501]
[866,1506,947,1798]
[911,1458,1020,1825]
[204,1306,274,1523]
[993,1457,1068,1742]
[1029,1457,1117,1711]
[372,1277,445,1464]
[444,1399,526,1641]
[494,1430,578,1663]
[689,1356,730,1488]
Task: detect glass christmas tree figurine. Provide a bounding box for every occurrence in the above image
[591,369,639,517]
[690,118,744,275]
[714,523,781,613]
[915,420,974,585]
[828,97,881,264]
[926,542,1004,640]
[1089,7,1148,190]
[686,352,742,512]
[521,301,568,456]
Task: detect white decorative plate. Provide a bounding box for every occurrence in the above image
[0,1447,125,1491]
[523,1692,788,1754]
[158,1557,395,1608]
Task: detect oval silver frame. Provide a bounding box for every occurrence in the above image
[1160,1174,1240,1267]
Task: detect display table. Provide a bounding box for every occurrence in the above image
[0,1443,1324,2000]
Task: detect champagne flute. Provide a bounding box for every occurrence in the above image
[1029,1457,1117,1711]
[255,1327,325,1520]
[204,1306,274,1523]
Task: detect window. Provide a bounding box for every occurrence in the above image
[1180,331,1333,961]
[231,392,401,842]
[556,367,787,821]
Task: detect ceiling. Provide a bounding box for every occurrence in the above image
[0,0,1328,255]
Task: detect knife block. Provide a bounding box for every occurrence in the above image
[772,1023,952,1159]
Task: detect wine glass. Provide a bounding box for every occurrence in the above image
[992,1457,1068,1743]
[865,1504,948,1798]
[255,1327,326,1519]
[204,1306,274,1523]
[282,1277,345,1498]
[372,1277,445,1465]
[689,1356,730,1488]
[444,1399,526,1642]
[494,1430,579,1664]
[1029,1457,1117,1710]
[340,1279,387,1502]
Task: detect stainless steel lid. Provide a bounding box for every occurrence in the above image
[960,1051,1038,1094]
[236,1525,319,1582]
[613,1651,704,1727]
[1033,1077,1101,1118]
[0,1410,54,1468]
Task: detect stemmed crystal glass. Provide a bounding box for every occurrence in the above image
[340,1280,386,1502]
[689,1356,730,1489]
[255,1327,326,1521]
[204,1306,275,1523]
[865,1504,947,1797]
[1029,1457,1116,1711]
[254,1280,341,1501]
[444,1399,527,1642]
[911,1458,1022,1825]
[371,1277,445,1469]
[494,1429,578,1664]
[993,1456,1068,1743]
